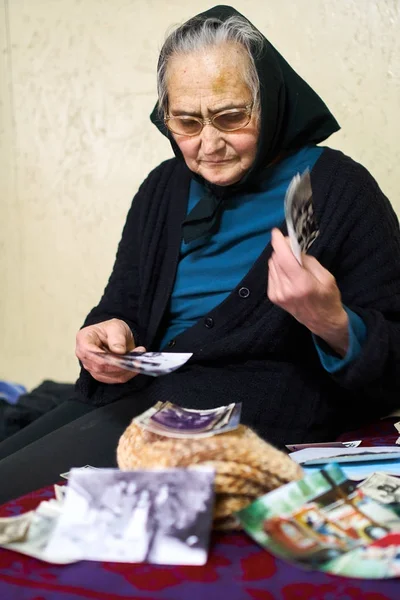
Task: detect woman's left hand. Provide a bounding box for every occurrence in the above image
[267,228,349,356]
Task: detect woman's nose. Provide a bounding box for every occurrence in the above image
[200,124,225,154]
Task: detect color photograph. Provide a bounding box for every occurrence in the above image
[237,463,400,578]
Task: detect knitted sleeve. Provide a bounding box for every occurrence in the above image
[316,151,400,414]
[75,160,173,402]
[81,182,147,343]
[313,306,367,372]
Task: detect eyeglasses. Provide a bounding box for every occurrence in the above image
[164,104,252,136]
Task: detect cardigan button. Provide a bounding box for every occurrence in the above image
[238,286,250,298]
[167,339,176,348]
[204,317,214,329]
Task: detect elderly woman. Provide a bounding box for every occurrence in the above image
[0,5,399,503]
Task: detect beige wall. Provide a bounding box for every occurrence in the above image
[1,0,399,389]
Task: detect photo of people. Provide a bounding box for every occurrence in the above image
[95,350,193,377]
[45,467,215,565]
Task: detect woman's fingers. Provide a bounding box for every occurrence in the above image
[75,318,146,383]
[268,229,349,354]
[270,228,303,279]
[77,320,129,357]
[104,319,135,353]
[302,255,335,288]
[134,346,146,353]
[267,255,284,303]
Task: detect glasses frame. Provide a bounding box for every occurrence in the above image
[164,104,253,137]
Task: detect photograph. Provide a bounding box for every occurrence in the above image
[45,467,215,565]
[150,403,232,432]
[135,401,242,439]
[360,473,400,519]
[237,463,400,578]
[101,351,193,377]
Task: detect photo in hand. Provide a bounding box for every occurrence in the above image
[284,169,319,263]
[89,350,193,377]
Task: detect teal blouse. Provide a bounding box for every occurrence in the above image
[159,145,366,372]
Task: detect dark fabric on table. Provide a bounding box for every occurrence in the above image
[0,380,75,443]
[1,475,400,600]
[0,394,151,505]
[0,397,94,461]
[337,416,400,447]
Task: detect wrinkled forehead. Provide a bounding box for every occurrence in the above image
[165,43,253,109]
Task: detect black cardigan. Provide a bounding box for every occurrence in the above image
[76,148,400,448]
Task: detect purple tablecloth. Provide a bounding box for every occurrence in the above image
[1,419,400,599]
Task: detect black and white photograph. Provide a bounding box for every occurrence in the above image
[360,473,400,505]
[284,169,319,263]
[89,350,193,377]
[45,467,215,565]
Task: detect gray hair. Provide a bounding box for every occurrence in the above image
[157,15,264,119]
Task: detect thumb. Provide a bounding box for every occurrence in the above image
[107,322,133,354]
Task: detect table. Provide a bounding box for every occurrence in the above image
[1,419,400,599]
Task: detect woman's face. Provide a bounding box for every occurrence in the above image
[166,43,259,186]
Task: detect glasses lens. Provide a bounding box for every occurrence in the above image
[214,110,250,131]
[168,117,201,136]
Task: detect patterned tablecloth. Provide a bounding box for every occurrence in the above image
[1,418,400,600]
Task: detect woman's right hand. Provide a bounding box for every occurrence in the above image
[75,318,146,384]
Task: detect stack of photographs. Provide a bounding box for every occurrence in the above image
[135,401,242,439]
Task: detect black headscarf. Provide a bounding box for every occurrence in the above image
[150,5,340,243]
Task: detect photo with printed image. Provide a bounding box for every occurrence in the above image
[135,402,242,439]
[237,463,400,578]
[360,472,400,507]
[96,351,193,377]
[150,402,232,432]
[45,468,215,565]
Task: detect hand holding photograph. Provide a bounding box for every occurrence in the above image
[89,351,193,377]
[284,169,319,264]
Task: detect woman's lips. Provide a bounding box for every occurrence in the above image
[201,159,232,165]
